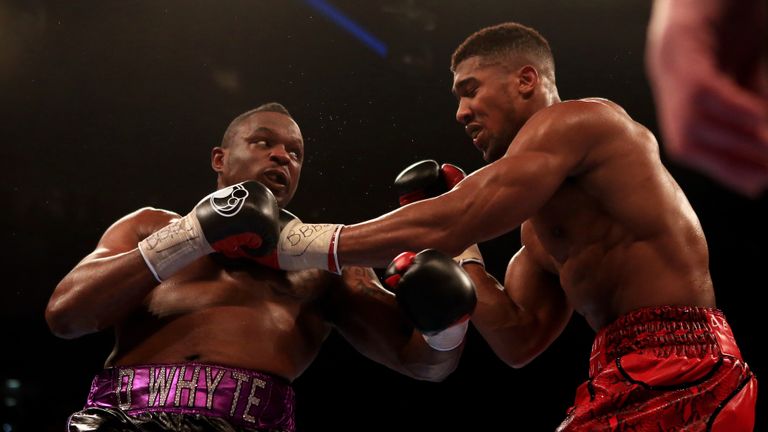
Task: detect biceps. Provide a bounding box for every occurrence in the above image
[83,231,141,265]
[454,153,572,243]
[88,209,176,261]
[506,248,571,335]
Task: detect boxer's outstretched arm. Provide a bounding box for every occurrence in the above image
[46,208,175,339]
[338,100,613,268]
[463,247,572,368]
[326,267,463,381]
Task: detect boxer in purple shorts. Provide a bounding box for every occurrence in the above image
[47,103,477,431]
[73,364,296,431]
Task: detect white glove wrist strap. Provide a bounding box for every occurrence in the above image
[422,320,469,351]
[277,221,343,274]
[137,213,214,282]
[454,244,485,268]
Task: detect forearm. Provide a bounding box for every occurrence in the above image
[336,299,464,382]
[338,200,462,268]
[462,264,557,368]
[339,174,507,269]
[646,0,716,79]
[338,159,545,269]
[335,264,467,381]
[46,249,157,339]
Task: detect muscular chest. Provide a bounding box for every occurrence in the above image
[524,181,612,267]
[144,257,327,316]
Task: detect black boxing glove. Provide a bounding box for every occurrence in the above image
[394,159,466,206]
[394,159,485,270]
[383,249,477,350]
[138,181,280,281]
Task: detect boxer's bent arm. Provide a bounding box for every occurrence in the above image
[326,267,461,381]
[646,0,768,196]
[46,208,175,339]
[463,247,571,368]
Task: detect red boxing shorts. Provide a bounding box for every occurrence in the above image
[557,306,757,432]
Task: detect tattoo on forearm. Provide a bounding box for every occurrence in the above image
[346,267,389,298]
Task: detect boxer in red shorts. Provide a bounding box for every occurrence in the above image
[250,23,758,429]
[559,306,755,431]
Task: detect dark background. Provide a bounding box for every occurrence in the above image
[1,1,765,430]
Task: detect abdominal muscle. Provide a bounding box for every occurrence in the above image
[521,210,714,332]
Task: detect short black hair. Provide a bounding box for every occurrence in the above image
[250,102,292,117]
[221,102,293,147]
[451,22,555,81]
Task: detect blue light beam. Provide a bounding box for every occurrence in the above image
[303,0,388,58]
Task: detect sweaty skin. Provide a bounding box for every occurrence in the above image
[337,57,715,367]
[46,111,459,382]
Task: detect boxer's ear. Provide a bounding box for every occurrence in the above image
[212,147,225,173]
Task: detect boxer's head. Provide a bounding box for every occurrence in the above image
[451,22,559,162]
[213,103,303,208]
